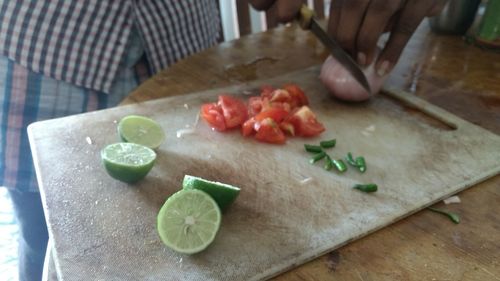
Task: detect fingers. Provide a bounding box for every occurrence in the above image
[250,0,304,23]
[274,0,304,23]
[248,0,276,11]
[334,0,370,56]
[376,0,430,76]
[327,0,343,39]
[356,0,401,66]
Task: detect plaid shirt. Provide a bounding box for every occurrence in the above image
[0,0,220,93]
[0,0,220,191]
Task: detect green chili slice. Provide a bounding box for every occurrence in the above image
[320,139,336,149]
[304,144,323,153]
[309,151,326,164]
[428,207,460,224]
[346,152,358,167]
[332,159,347,172]
[353,183,378,193]
[355,156,366,173]
[324,155,334,171]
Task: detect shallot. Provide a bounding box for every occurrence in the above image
[320,55,387,102]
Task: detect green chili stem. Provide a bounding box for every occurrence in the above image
[309,151,326,164]
[353,183,378,193]
[324,155,334,171]
[355,156,366,173]
[304,144,323,153]
[428,207,460,224]
[320,139,336,149]
[346,152,358,167]
[332,159,347,172]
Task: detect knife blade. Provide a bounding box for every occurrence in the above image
[299,5,371,94]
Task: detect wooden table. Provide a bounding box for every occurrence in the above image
[46,22,500,280]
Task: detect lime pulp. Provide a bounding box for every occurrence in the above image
[157,189,221,254]
[101,142,156,183]
[118,115,165,149]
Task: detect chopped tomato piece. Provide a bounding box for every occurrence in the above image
[241,118,256,137]
[283,84,309,107]
[218,95,248,129]
[200,103,226,131]
[255,118,286,144]
[260,97,271,111]
[285,106,325,137]
[254,107,289,123]
[270,102,291,112]
[279,121,295,136]
[248,96,263,117]
[269,89,292,104]
[260,85,275,99]
[202,84,323,144]
[260,98,291,113]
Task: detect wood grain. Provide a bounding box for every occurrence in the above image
[121,22,500,281]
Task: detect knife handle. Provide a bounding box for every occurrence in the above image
[298,4,314,30]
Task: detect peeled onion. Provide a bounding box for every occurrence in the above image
[320,55,387,102]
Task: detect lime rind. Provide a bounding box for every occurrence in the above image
[101,143,156,183]
[182,175,240,212]
[118,115,165,149]
[157,190,221,254]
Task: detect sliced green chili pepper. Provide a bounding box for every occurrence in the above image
[309,151,326,164]
[332,159,347,172]
[353,183,378,193]
[304,144,323,153]
[427,207,460,224]
[346,152,358,167]
[355,156,366,173]
[320,139,336,149]
[324,155,334,171]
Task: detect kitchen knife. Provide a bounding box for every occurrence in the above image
[298,5,371,94]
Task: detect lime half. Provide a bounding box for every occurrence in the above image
[182,175,240,212]
[101,142,156,183]
[118,115,165,149]
[157,189,221,254]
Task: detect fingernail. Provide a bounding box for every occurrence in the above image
[357,52,366,66]
[377,61,390,76]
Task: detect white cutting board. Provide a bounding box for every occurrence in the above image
[29,66,500,281]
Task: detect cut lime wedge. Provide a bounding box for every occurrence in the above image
[157,189,221,254]
[182,175,240,212]
[118,115,165,149]
[101,142,156,183]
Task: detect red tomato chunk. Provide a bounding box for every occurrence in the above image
[200,84,324,144]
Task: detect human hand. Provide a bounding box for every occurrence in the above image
[249,0,446,76]
[248,0,304,23]
[328,0,447,76]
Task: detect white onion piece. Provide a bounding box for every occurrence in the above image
[443,195,461,205]
[193,111,200,128]
[176,128,196,138]
[299,177,314,185]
